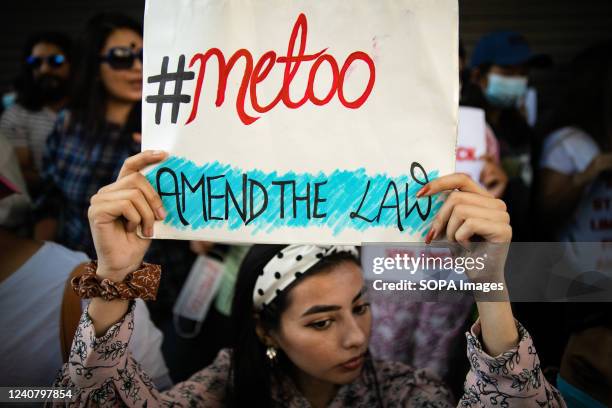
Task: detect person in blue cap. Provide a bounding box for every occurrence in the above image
[470,30,550,111]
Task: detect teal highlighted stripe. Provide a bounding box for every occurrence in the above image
[145,156,443,237]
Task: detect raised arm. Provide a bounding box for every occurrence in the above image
[85,150,168,334]
[420,173,516,354]
[419,174,566,407]
[53,151,227,407]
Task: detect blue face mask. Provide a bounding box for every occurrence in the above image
[556,374,607,408]
[485,73,528,108]
[2,92,15,110]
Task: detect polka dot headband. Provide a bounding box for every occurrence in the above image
[253,245,359,310]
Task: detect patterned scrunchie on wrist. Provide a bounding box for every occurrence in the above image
[71,261,161,301]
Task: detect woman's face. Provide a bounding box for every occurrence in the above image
[272,261,372,386]
[99,28,143,103]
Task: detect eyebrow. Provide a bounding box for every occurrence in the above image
[300,286,366,317]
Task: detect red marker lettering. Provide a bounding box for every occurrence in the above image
[186,13,376,126]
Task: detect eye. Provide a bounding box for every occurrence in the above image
[112,47,131,58]
[353,303,370,315]
[307,319,333,330]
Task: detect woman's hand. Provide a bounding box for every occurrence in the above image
[419,173,511,245]
[538,153,612,229]
[479,155,508,199]
[421,172,510,286]
[418,173,518,356]
[88,150,168,282]
[575,152,612,186]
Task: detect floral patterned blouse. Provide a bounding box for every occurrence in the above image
[52,303,566,407]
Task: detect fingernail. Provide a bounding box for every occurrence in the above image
[145,227,153,237]
[431,226,438,241]
[151,150,165,156]
[156,206,167,219]
[425,227,435,244]
[416,185,429,198]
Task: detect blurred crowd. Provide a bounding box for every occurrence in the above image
[0,11,610,407]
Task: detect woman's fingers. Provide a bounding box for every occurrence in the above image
[429,191,506,240]
[596,153,612,172]
[89,199,142,233]
[480,161,508,199]
[481,168,501,188]
[91,153,170,237]
[417,173,493,198]
[117,150,168,179]
[91,189,157,237]
[445,204,510,242]
[453,218,512,245]
[479,154,496,163]
[98,172,166,220]
[416,173,509,244]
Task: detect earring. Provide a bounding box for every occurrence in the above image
[266,346,277,361]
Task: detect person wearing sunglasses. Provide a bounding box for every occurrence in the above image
[33,12,196,376]
[0,31,72,202]
[34,12,145,253]
[100,46,144,70]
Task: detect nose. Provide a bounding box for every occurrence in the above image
[341,315,367,350]
[133,56,143,72]
[39,60,52,74]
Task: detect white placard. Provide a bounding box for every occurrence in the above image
[142,0,458,244]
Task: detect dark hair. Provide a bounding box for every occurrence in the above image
[226,245,381,408]
[14,31,73,111]
[564,303,612,337]
[476,63,493,77]
[538,40,612,151]
[68,12,142,137]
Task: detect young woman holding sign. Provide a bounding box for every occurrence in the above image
[54,150,566,407]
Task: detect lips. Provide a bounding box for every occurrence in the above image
[339,353,365,371]
[127,79,143,91]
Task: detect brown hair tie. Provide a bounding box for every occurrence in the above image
[71,261,161,301]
